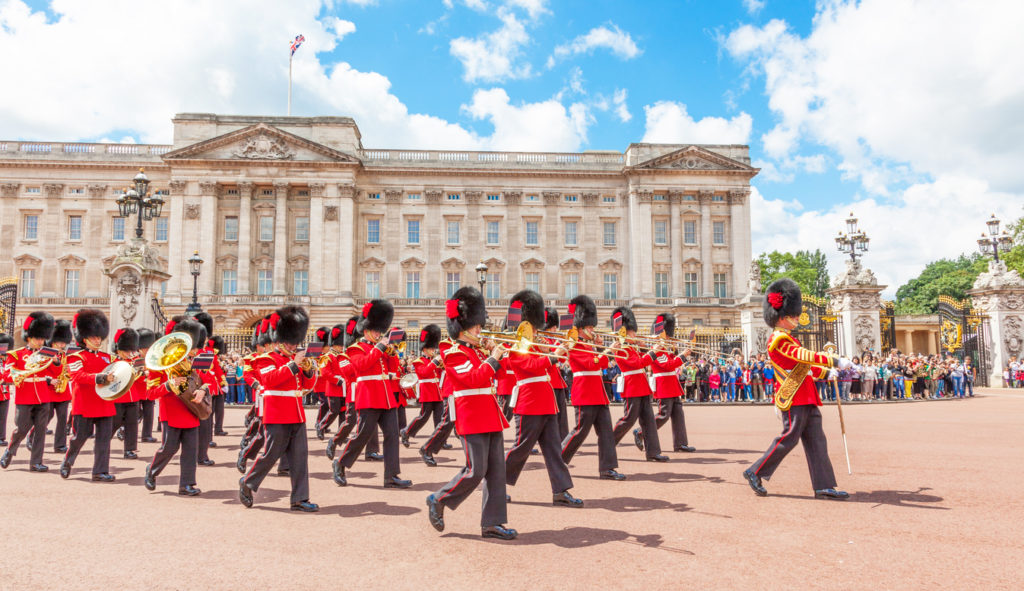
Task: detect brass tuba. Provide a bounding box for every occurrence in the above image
[145,332,211,420]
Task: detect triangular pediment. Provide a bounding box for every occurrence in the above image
[631,146,754,172]
[162,123,360,164]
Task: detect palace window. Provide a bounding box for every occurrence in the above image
[407,193,421,201]
[261,189,274,196]
[112,217,125,241]
[487,194,500,202]
[407,219,420,245]
[713,221,726,245]
[525,221,539,246]
[20,269,36,298]
[222,270,237,295]
[446,220,461,245]
[564,221,578,246]
[365,271,380,298]
[603,273,618,300]
[259,216,274,241]
[654,220,667,245]
[486,221,500,245]
[367,192,381,200]
[525,272,540,292]
[485,272,501,299]
[684,220,696,245]
[257,270,273,295]
[23,215,38,240]
[68,215,82,241]
[447,193,461,201]
[603,222,616,246]
[293,270,308,296]
[564,273,579,298]
[564,194,578,203]
[685,273,699,297]
[155,217,168,242]
[445,272,460,298]
[714,272,728,298]
[406,271,421,299]
[25,187,40,194]
[602,195,616,203]
[367,219,380,244]
[712,194,724,202]
[655,272,669,298]
[64,270,80,298]
[295,217,310,242]
[224,216,239,241]
[526,194,539,202]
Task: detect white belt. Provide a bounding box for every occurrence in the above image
[651,372,677,378]
[20,377,47,383]
[356,375,385,382]
[263,390,302,398]
[448,387,494,421]
[418,379,439,384]
[573,371,602,377]
[511,375,551,408]
[621,369,645,377]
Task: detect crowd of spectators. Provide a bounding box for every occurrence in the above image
[1004,357,1023,388]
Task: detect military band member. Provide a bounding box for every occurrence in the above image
[543,306,571,440]
[560,295,625,480]
[743,278,851,500]
[610,307,669,462]
[495,354,516,421]
[61,308,117,482]
[0,333,13,447]
[503,291,582,508]
[109,328,145,459]
[239,306,319,512]
[400,324,444,447]
[47,319,74,452]
[237,319,273,474]
[326,316,376,461]
[194,312,220,455]
[1,311,57,472]
[635,313,696,453]
[208,335,229,437]
[316,324,348,440]
[137,328,158,443]
[418,336,457,466]
[426,286,517,540]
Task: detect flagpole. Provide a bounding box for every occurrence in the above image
[288,53,292,116]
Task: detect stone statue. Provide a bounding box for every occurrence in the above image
[973,260,1024,290]
[748,260,762,294]
[833,259,877,288]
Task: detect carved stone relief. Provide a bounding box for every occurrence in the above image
[233,134,294,160]
[324,206,339,221]
[854,314,876,353]
[185,204,201,220]
[115,269,143,326]
[1004,315,1023,357]
[0,183,20,198]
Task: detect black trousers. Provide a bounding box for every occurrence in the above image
[561,404,618,472]
[9,403,50,465]
[554,387,570,440]
[140,399,155,439]
[243,422,309,504]
[422,399,455,454]
[748,405,837,491]
[434,431,508,527]
[111,401,139,454]
[50,400,70,449]
[197,416,212,462]
[65,415,113,475]
[149,425,198,488]
[338,408,400,481]
[393,392,407,431]
[505,413,574,494]
[212,395,226,433]
[612,395,662,457]
[497,395,513,421]
[404,400,443,438]
[317,397,344,432]
[639,396,689,450]
[315,394,328,427]
[0,399,8,440]
[330,404,380,454]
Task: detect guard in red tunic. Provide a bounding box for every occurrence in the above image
[60,308,117,482]
[543,307,571,440]
[236,320,274,474]
[743,278,851,500]
[144,318,208,496]
[418,336,457,466]
[610,307,669,462]
[0,332,13,447]
[426,286,517,540]
[400,324,444,447]
[316,324,347,440]
[560,295,625,480]
[635,313,695,453]
[208,334,229,438]
[503,291,582,508]
[193,312,221,456]
[109,328,145,459]
[495,354,515,420]
[136,328,158,444]
[327,316,380,461]
[46,319,74,452]
[1,311,57,472]
[239,306,319,511]
[333,299,411,489]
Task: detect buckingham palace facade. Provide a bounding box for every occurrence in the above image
[0,113,757,334]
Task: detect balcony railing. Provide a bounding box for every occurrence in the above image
[18,296,110,306]
[0,142,172,157]
[358,149,625,167]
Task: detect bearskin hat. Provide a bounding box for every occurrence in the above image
[510,290,545,329]
[419,324,442,350]
[170,318,205,352]
[655,312,677,339]
[137,327,156,350]
[0,333,14,352]
[257,315,272,347]
[314,326,331,346]
[763,278,802,328]
[329,324,346,348]
[270,306,309,346]
[343,316,361,348]
[193,311,214,339]
[569,295,598,329]
[22,311,56,342]
[49,319,74,346]
[164,315,185,336]
[209,335,226,355]
[249,323,261,350]
[446,286,487,338]
[73,308,109,344]
[544,306,559,330]
[611,306,638,332]
[358,299,394,334]
[112,328,139,353]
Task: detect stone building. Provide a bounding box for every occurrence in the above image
[0,113,757,336]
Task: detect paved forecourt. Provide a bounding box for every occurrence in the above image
[0,389,1021,590]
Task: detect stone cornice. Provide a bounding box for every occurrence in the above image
[1,182,20,198]
[42,183,64,198]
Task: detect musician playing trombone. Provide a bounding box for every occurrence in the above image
[634,313,697,454]
[1,311,57,472]
[609,307,670,462]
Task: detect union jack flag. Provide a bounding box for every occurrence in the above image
[290,34,305,57]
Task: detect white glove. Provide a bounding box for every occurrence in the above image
[837,357,853,370]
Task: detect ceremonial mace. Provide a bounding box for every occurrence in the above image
[825,342,852,475]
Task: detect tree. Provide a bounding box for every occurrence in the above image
[756,249,831,298]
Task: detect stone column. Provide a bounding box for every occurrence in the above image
[738,294,768,356]
[197,181,219,296]
[167,180,187,299]
[903,330,914,354]
[104,239,171,336]
[272,181,289,296]
[698,190,714,296]
[827,260,886,357]
[969,260,1024,387]
[384,189,403,297]
[729,189,751,298]
[503,190,523,294]
[669,190,683,297]
[337,183,356,303]
[237,181,253,295]
[308,183,326,297]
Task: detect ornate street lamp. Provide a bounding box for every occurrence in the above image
[977,214,1014,263]
[475,260,488,295]
[186,251,204,315]
[835,212,870,262]
[115,168,165,239]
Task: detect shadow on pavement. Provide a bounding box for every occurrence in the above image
[770,487,949,510]
[334,501,421,518]
[443,526,694,553]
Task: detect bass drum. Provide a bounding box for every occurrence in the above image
[96,361,136,401]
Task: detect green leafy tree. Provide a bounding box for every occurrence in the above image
[756,249,831,298]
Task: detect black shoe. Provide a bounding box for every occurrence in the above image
[365,452,384,462]
[141,437,157,443]
[0,449,11,469]
[506,494,512,502]
[599,469,626,481]
[215,431,229,436]
[646,454,669,462]
[442,442,453,450]
[208,441,217,448]
[179,485,201,496]
[332,460,347,486]
[633,428,645,451]
[814,488,850,500]
[326,439,337,460]
[291,501,319,512]
[276,468,290,476]
[59,461,71,479]
[144,466,156,491]
[481,525,517,540]
[419,448,437,467]
[675,446,696,452]
[29,463,48,472]
[553,491,584,508]
[46,429,53,435]
[199,459,215,466]
[54,445,68,453]
[116,427,125,441]
[742,469,767,496]
[92,473,115,482]
[316,426,325,441]
[236,454,247,474]
[426,494,445,532]
[239,479,254,508]
[400,430,410,448]
[384,476,412,489]
[124,451,138,460]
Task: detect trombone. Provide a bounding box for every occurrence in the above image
[540,327,627,360]
[480,323,566,360]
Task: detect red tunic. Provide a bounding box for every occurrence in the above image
[200,347,226,397]
[542,336,568,390]
[146,369,200,429]
[767,329,836,407]
[616,345,655,399]
[649,352,684,399]
[412,356,442,403]
[441,341,507,435]
[329,354,357,405]
[438,341,454,399]
[7,348,54,405]
[246,353,274,418]
[495,357,516,397]
[508,346,558,416]
[68,349,116,418]
[258,350,316,424]
[567,341,610,406]
[317,352,335,397]
[347,340,393,410]
[0,357,10,402]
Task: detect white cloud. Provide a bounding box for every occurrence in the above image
[462,88,591,151]
[338,0,377,6]
[742,0,766,15]
[505,0,549,20]
[444,0,489,11]
[641,101,752,144]
[449,7,532,83]
[549,24,641,67]
[612,88,630,122]
[327,18,356,41]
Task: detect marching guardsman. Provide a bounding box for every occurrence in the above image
[237,319,273,474]
[0,332,13,447]
[194,312,221,453]
[610,306,669,462]
[61,308,117,482]
[316,324,347,440]
[635,313,696,453]
[312,326,333,438]
[503,291,582,508]
[333,299,411,489]
[241,317,270,430]
[48,320,75,452]
[137,328,158,443]
[495,354,515,420]
[144,318,208,496]
[426,286,517,539]
[743,278,851,500]
[239,306,319,512]
[208,334,229,437]
[560,295,625,480]
[109,328,145,459]
[543,307,571,440]
[1,311,57,472]
[418,335,457,466]
[400,324,444,447]
[326,316,373,460]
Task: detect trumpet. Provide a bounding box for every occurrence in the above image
[12,350,55,387]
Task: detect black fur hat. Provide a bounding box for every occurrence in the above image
[763,278,802,328]
[49,319,74,346]
[343,316,361,348]
[510,290,545,329]
[112,328,139,352]
[569,295,598,329]
[164,315,185,336]
[22,311,56,342]
[270,306,309,346]
[73,308,109,343]
[193,311,214,339]
[137,327,156,350]
[655,312,677,339]
[419,324,442,350]
[314,326,331,346]
[209,335,226,354]
[611,306,638,332]
[329,324,346,348]
[446,286,487,338]
[257,315,272,347]
[0,332,14,351]
[249,324,261,350]
[544,306,559,330]
[358,299,394,334]
[170,318,205,352]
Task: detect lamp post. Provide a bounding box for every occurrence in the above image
[115,168,165,239]
[835,212,870,262]
[977,214,1014,263]
[186,251,204,315]
[475,260,488,296]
